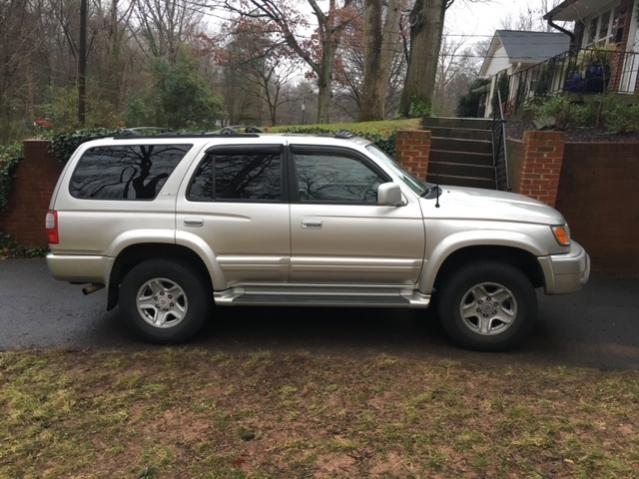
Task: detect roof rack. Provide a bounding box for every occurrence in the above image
[112,125,264,139]
[112,131,260,140]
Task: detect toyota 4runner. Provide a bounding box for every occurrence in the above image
[46,132,590,350]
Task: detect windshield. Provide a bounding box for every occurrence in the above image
[365,144,431,196]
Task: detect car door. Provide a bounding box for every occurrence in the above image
[176,143,290,287]
[288,144,425,285]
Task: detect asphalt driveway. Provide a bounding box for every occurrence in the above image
[1,259,638,369]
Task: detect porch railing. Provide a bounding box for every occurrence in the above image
[492,88,510,191]
[509,47,639,114]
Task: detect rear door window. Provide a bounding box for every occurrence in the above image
[188,146,284,202]
[70,144,192,200]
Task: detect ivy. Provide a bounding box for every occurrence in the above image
[0,232,49,259]
[0,143,24,212]
[49,128,122,164]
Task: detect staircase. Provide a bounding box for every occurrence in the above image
[422,117,497,189]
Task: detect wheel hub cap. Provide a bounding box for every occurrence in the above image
[460,282,518,336]
[136,278,188,329]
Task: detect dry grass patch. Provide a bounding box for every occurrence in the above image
[0,349,638,478]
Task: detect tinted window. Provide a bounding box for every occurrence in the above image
[188,148,282,202]
[70,144,191,200]
[292,150,385,204]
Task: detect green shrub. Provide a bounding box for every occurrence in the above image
[528,95,595,130]
[127,52,222,129]
[600,96,639,134]
[457,78,490,118]
[49,128,122,164]
[0,232,48,259]
[273,125,397,157]
[0,143,24,211]
[528,94,639,134]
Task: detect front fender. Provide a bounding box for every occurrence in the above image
[419,229,547,293]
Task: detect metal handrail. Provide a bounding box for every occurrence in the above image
[492,88,511,191]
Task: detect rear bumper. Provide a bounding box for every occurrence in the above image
[538,241,591,295]
[46,253,112,284]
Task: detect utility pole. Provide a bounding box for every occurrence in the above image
[78,0,87,125]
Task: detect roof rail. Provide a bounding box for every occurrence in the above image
[334,130,356,139]
[113,125,264,139]
[112,132,260,140]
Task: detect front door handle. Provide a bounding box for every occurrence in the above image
[184,218,204,227]
[302,218,323,229]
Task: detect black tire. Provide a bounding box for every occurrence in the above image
[436,261,537,351]
[119,259,212,343]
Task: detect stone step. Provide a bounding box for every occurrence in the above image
[428,161,495,180]
[422,117,494,130]
[430,149,494,167]
[431,137,493,155]
[427,173,497,190]
[427,127,493,141]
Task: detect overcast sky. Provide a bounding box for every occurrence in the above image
[445,0,556,46]
[447,0,546,32]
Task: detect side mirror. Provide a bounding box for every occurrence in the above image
[378,182,403,206]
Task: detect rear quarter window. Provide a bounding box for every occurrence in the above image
[70,144,192,200]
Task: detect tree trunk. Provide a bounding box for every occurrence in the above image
[360,0,401,121]
[399,0,446,117]
[317,37,336,123]
[78,0,87,125]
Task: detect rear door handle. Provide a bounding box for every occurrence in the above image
[184,218,204,227]
[302,218,323,229]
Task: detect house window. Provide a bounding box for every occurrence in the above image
[584,2,625,48]
[599,11,612,41]
[612,6,625,44]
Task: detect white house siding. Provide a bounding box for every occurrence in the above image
[621,0,639,91]
[484,45,512,77]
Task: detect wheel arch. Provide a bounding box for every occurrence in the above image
[107,243,214,310]
[425,243,546,295]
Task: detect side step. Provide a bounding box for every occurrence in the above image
[214,286,431,308]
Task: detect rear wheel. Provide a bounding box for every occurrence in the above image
[119,259,212,343]
[436,261,537,351]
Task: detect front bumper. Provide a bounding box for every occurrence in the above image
[538,241,591,295]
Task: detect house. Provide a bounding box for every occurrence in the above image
[544,0,639,93]
[479,30,571,117]
[503,0,639,114]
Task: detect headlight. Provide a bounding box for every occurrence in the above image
[551,225,571,246]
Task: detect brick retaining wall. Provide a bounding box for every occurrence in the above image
[0,140,62,246]
[395,129,431,180]
[555,142,639,276]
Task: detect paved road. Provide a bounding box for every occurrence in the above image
[1,259,638,369]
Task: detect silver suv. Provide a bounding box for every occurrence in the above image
[46,133,590,350]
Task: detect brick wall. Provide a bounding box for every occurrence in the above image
[395,129,431,180]
[609,0,636,92]
[0,140,62,246]
[517,131,565,207]
[556,141,639,276]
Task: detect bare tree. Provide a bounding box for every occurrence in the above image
[433,36,479,115]
[221,0,356,123]
[132,0,201,61]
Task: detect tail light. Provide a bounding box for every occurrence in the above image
[45,210,59,244]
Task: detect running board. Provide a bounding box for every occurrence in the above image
[214,286,431,308]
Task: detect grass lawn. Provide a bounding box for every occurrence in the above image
[267,119,421,136]
[1,349,638,478]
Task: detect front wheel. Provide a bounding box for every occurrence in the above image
[119,259,212,343]
[436,261,537,351]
